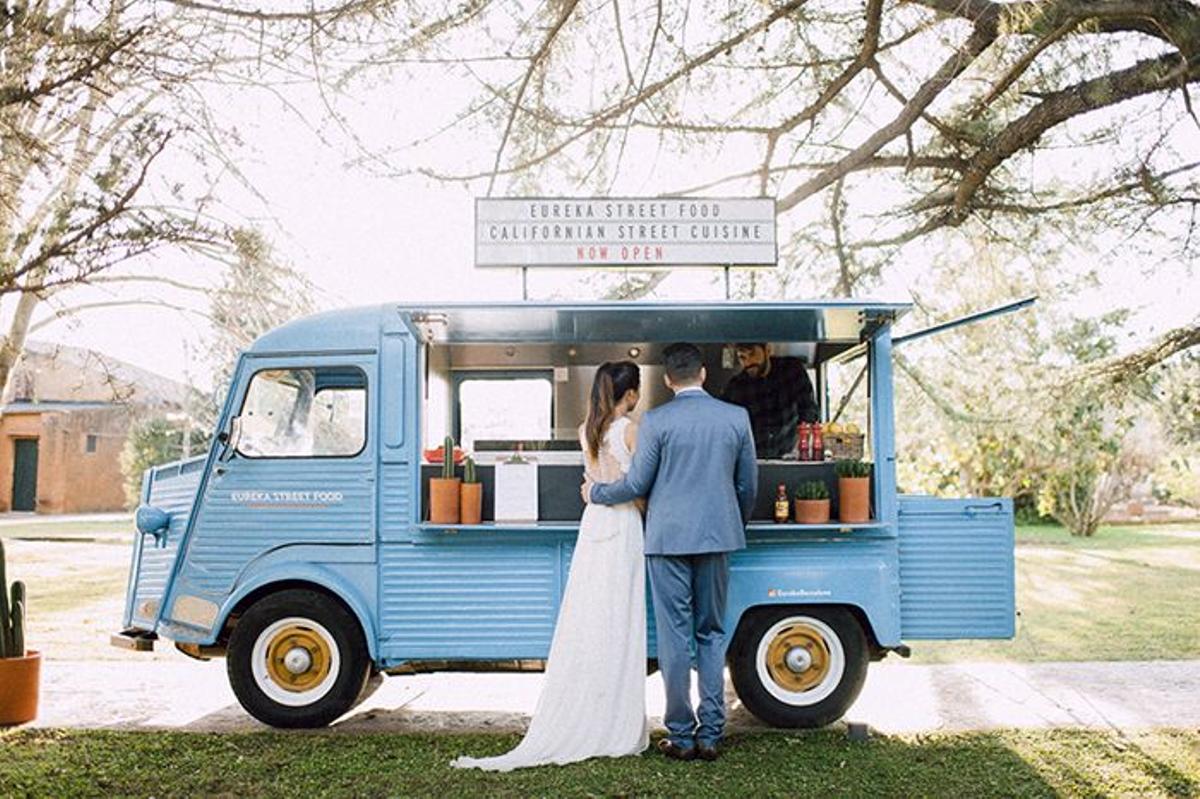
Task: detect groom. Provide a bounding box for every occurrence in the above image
[583,342,757,761]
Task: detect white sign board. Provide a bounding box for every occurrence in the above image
[494,459,539,522]
[476,197,776,268]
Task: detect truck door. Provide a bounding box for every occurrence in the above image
[883,298,1032,640]
[898,496,1015,638]
[160,356,377,629]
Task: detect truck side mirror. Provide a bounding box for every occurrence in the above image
[219,416,243,461]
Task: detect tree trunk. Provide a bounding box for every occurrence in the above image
[0,291,42,402]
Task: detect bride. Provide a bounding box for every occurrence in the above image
[452,361,649,770]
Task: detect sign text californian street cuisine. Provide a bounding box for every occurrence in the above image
[475,197,777,268]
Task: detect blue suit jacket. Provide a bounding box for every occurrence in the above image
[590,389,758,555]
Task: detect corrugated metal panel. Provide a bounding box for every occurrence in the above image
[380,544,559,657]
[898,496,1014,639]
[180,460,374,597]
[129,459,204,627]
[379,463,412,538]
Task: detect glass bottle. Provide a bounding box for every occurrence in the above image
[774,483,790,523]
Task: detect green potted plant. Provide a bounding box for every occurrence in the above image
[834,459,872,523]
[460,455,483,525]
[429,435,461,524]
[793,481,831,524]
[0,538,39,725]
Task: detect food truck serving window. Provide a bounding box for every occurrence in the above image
[456,372,552,451]
[237,366,367,458]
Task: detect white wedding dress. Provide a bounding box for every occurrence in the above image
[452,415,649,770]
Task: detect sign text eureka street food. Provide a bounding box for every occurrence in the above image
[475,198,777,267]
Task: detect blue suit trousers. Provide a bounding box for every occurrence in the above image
[647,552,730,749]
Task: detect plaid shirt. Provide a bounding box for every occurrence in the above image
[721,356,818,458]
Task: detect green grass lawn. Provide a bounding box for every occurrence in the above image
[0,517,132,542]
[2,728,1197,798]
[1014,523,1200,549]
[912,522,1200,664]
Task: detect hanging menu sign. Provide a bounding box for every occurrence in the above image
[475,197,777,267]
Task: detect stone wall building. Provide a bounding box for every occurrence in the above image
[0,341,191,513]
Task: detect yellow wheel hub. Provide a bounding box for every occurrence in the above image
[764,623,831,692]
[264,624,332,693]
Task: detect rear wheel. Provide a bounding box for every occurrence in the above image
[227,589,370,728]
[729,606,869,728]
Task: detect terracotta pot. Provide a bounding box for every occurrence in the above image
[838,477,871,523]
[793,498,831,524]
[0,650,41,725]
[460,482,483,525]
[428,477,461,524]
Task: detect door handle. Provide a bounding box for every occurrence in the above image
[964,502,1003,515]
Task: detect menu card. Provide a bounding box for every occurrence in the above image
[494,459,539,522]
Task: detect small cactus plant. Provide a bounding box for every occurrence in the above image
[834,459,873,479]
[462,455,478,484]
[0,539,27,659]
[441,435,457,479]
[794,480,830,500]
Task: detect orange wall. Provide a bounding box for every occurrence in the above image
[0,407,133,513]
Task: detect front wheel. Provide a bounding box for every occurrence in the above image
[227,589,371,728]
[729,606,869,728]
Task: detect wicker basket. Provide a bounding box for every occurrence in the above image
[825,432,864,460]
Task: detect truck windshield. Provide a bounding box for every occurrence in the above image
[237,367,366,458]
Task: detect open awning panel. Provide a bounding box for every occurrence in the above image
[404,301,911,344]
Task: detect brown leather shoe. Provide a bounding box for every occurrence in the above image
[696,743,719,761]
[656,738,696,761]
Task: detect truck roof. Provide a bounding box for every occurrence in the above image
[248,300,912,353]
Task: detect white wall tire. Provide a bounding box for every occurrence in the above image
[249,617,342,707]
[753,616,846,707]
[227,589,370,728]
[730,606,869,728]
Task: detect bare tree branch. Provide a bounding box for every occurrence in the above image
[777,13,1000,213]
[951,52,1200,215]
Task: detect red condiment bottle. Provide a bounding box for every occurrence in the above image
[812,422,824,461]
[797,422,811,461]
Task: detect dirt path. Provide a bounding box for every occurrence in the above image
[26,658,1200,735]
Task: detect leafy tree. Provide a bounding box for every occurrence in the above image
[203,229,319,423]
[1150,352,1200,447]
[1034,393,1149,536]
[119,416,211,507]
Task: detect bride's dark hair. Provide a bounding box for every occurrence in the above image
[584,361,641,460]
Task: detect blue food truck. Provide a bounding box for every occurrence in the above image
[115,300,1018,729]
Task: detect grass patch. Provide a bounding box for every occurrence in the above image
[0,519,132,542]
[1015,522,1200,549]
[1,728,1197,798]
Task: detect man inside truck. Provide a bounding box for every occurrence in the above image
[721,342,818,459]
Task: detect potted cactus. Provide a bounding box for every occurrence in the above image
[460,456,483,525]
[793,481,831,524]
[0,538,39,725]
[835,459,873,523]
[428,435,462,523]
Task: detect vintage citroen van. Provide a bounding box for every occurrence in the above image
[115,301,1018,729]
